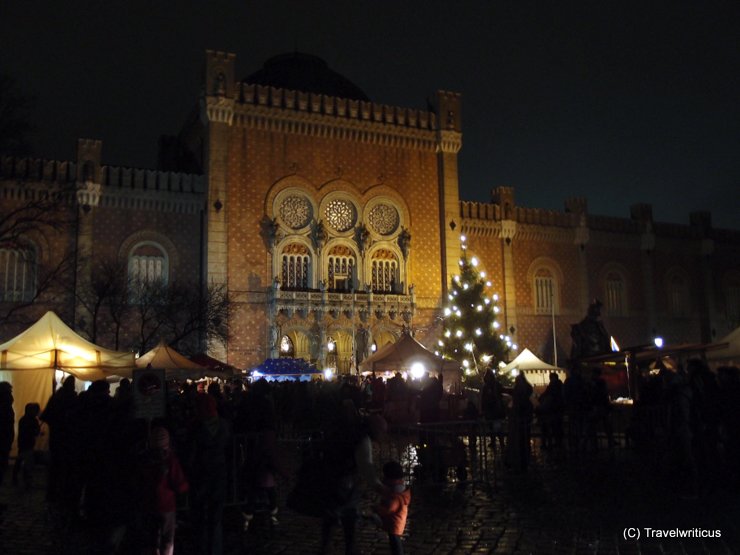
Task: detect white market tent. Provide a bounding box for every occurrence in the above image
[135,340,228,379]
[706,326,740,365]
[500,348,565,387]
[359,332,461,389]
[0,311,136,442]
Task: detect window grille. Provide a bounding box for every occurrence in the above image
[605,273,626,316]
[0,248,36,302]
[372,259,398,292]
[534,273,555,315]
[281,254,310,289]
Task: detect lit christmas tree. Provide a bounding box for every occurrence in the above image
[436,235,516,385]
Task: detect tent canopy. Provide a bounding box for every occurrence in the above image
[249,357,321,381]
[0,311,135,380]
[359,332,460,374]
[706,327,740,363]
[0,311,135,453]
[500,348,562,374]
[135,340,227,379]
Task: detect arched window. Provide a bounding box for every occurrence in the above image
[281,243,311,289]
[668,272,689,316]
[327,245,355,291]
[279,334,294,357]
[605,271,626,317]
[128,243,168,286]
[0,246,36,302]
[371,249,398,293]
[534,268,557,315]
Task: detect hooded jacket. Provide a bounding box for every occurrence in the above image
[375,480,411,536]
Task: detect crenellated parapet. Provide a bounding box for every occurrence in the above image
[229,83,440,151]
[238,83,437,130]
[1,155,205,213]
[460,190,736,244]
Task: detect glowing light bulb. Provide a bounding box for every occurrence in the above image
[455,330,463,338]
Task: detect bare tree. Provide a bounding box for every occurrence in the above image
[72,259,129,344]
[164,281,229,354]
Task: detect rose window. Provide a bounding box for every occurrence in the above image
[325,199,356,232]
[279,195,312,230]
[368,203,399,235]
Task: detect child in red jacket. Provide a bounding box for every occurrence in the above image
[374,460,411,555]
[140,427,189,555]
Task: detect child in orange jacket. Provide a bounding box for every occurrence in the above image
[374,461,411,555]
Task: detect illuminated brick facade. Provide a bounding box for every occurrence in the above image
[1,50,738,370]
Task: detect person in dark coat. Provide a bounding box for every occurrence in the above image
[12,402,41,489]
[480,369,507,451]
[506,373,533,471]
[189,393,231,555]
[538,372,565,450]
[0,382,14,486]
[40,375,78,504]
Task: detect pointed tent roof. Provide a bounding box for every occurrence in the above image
[136,340,226,379]
[0,311,135,380]
[707,326,740,362]
[136,340,202,370]
[359,332,460,373]
[500,348,562,374]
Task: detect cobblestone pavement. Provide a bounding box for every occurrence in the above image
[1,444,738,554]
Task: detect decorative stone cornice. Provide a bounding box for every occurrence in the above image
[436,129,462,154]
[202,96,235,125]
[76,180,101,208]
[270,289,414,321]
[234,104,438,151]
[574,215,590,247]
[501,220,517,242]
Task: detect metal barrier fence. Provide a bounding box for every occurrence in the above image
[217,405,675,508]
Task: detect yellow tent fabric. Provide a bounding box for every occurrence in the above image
[0,311,135,378]
[135,340,223,379]
[0,311,135,453]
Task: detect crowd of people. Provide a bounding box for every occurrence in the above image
[0,357,738,553]
[0,375,414,555]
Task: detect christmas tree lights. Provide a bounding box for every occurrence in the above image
[437,236,516,383]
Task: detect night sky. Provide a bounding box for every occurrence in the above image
[2,1,738,228]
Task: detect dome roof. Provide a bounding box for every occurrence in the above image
[243,53,370,101]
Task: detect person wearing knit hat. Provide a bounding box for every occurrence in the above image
[140,427,189,555]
